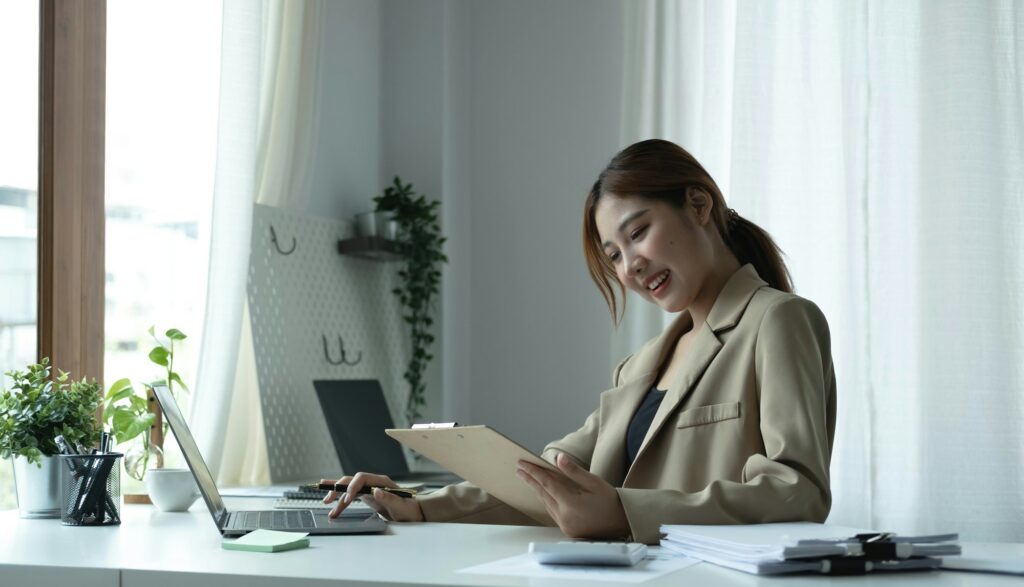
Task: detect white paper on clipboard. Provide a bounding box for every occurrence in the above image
[385,425,557,526]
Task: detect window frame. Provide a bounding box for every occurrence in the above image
[37,0,106,384]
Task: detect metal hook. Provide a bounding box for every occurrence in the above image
[322,334,363,366]
[342,346,363,366]
[269,225,297,255]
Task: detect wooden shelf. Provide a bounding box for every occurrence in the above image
[337,236,402,261]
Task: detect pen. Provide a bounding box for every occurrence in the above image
[316,482,417,499]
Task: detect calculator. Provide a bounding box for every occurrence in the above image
[529,541,648,566]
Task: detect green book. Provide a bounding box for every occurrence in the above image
[222,529,311,553]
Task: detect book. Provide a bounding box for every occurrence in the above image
[222,529,311,553]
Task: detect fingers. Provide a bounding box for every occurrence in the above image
[554,453,598,487]
[321,476,352,505]
[517,460,577,496]
[326,472,395,518]
[516,464,559,511]
[365,488,426,522]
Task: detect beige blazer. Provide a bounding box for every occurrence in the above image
[418,264,837,544]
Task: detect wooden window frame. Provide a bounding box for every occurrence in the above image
[37,0,106,384]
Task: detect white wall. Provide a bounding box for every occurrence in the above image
[458,0,624,451]
[308,0,625,452]
[306,0,382,222]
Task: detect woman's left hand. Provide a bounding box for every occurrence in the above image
[517,453,630,540]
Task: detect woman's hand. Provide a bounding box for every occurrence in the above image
[320,472,425,522]
[516,453,630,540]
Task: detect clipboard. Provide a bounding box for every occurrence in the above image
[385,425,557,526]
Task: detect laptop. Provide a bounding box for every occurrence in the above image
[313,379,462,486]
[151,383,387,537]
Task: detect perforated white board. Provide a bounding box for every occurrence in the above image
[247,204,410,482]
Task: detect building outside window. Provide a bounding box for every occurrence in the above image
[0,0,39,511]
[0,0,221,509]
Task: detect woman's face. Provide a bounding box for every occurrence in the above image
[594,193,715,314]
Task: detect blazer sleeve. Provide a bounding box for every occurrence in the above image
[617,297,837,544]
[417,354,635,525]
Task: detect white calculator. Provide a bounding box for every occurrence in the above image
[529,541,648,566]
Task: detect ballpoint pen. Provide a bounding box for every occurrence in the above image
[316,482,417,499]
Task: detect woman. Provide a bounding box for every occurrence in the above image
[323,139,836,545]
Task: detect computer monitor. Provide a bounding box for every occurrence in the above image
[313,379,410,477]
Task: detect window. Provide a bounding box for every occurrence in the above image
[0,0,40,511]
[105,0,222,485]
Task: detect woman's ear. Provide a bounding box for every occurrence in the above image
[686,187,714,226]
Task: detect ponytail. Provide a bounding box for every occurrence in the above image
[725,212,793,294]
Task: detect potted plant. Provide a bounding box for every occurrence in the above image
[104,326,189,494]
[0,358,102,518]
[374,177,448,424]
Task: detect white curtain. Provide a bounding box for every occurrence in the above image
[192,0,324,485]
[621,0,1024,541]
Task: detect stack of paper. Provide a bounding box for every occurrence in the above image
[660,523,960,575]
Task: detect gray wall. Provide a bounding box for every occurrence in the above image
[307,0,624,452]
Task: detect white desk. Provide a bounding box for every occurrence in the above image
[1,498,1021,586]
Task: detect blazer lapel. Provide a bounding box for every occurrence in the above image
[589,313,693,484]
[588,375,652,485]
[628,321,723,475]
[624,264,766,481]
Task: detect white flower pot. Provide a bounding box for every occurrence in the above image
[12,455,61,518]
[355,211,398,240]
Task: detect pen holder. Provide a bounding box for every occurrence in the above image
[59,453,123,526]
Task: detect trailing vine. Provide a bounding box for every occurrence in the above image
[374,177,447,424]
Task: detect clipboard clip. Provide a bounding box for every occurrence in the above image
[411,422,459,429]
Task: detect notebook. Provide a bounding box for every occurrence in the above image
[152,383,387,537]
[313,379,461,486]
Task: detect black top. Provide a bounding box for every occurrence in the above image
[625,386,667,466]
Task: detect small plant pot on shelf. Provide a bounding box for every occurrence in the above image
[354,210,398,240]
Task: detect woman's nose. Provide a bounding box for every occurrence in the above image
[628,253,647,275]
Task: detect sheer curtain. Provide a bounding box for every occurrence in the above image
[621,0,1023,540]
[191,0,324,484]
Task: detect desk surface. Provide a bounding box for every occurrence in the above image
[1,498,1021,587]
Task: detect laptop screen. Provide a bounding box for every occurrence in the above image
[313,380,409,477]
[151,383,229,529]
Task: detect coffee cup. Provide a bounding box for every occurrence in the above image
[145,468,200,512]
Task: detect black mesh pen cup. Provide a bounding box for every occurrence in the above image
[59,453,123,526]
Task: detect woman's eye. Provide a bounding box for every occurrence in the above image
[608,251,621,263]
[630,226,647,240]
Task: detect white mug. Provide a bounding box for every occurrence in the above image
[145,468,200,512]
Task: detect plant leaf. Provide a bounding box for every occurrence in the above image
[165,328,187,341]
[112,409,155,444]
[169,372,189,393]
[149,346,170,366]
[106,378,134,400]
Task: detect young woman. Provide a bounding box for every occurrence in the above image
[323,139,836,545]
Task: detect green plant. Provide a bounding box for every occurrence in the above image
[374,176,448,424]
[0,358,102,466]
[103,326,189,480]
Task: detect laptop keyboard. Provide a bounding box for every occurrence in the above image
[238,509,315,530]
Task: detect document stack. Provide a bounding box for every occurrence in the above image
[660,522,961,576]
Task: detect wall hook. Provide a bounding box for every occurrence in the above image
[322,334,363,366]
[269,225,297,255]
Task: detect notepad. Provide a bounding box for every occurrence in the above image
[222,529,310,553]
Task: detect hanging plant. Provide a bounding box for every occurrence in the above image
[374,176,447,424]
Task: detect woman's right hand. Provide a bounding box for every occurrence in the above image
[320,472,425,522]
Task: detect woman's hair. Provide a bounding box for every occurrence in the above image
[583,139,793,324]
